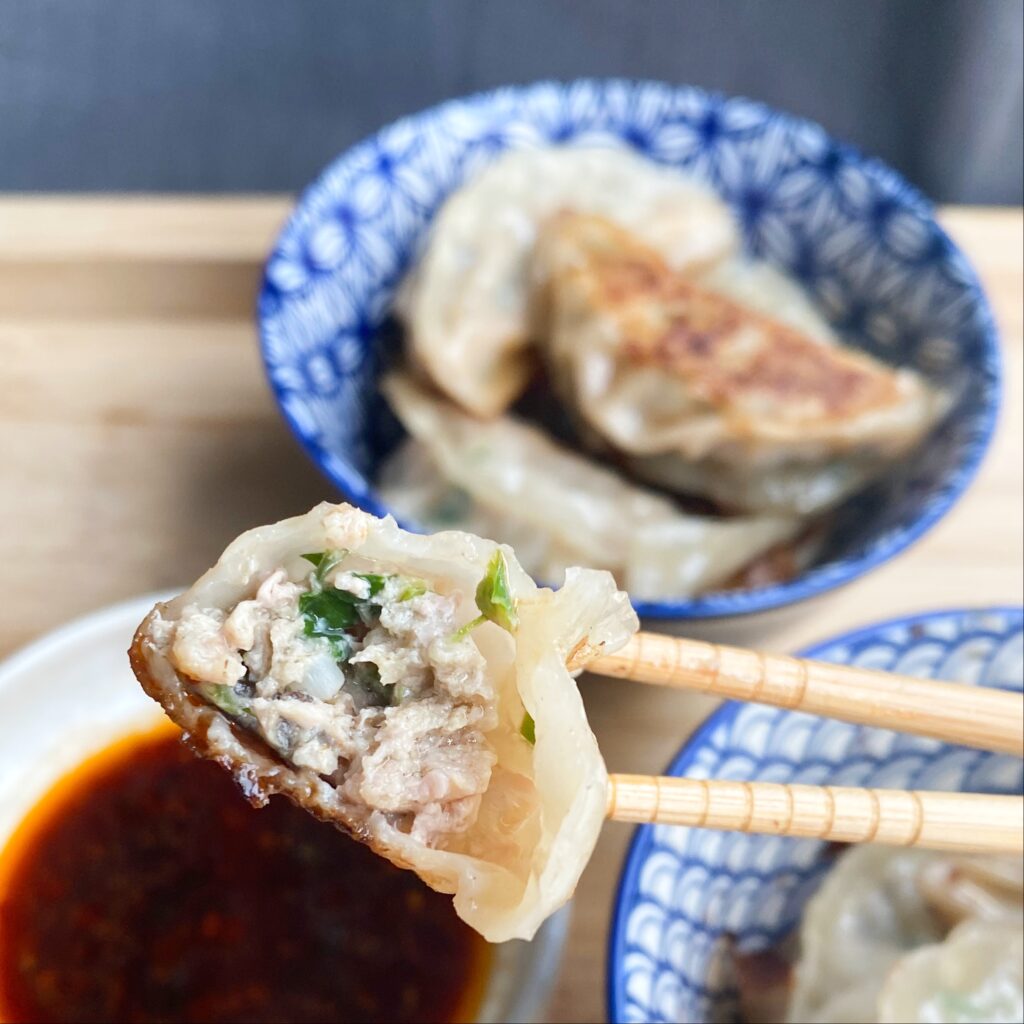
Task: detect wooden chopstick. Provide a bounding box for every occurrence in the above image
[584,632,1024,757]
[606,775,1024,854]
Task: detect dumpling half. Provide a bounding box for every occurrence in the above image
[130,502,637,942]
[396,145,738,417]
[534,212,949,515]
[380,373,803,601]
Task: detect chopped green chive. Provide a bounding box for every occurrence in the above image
[450,613,487,642]
[297,552,433,701]
[299,589,361,660]
[302,549,347,589]
[520,711,536,745]
[474,550,519,634]
[447,551,519,642]
[397,578,427,602]
[200,683,253,719]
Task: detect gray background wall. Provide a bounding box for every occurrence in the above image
[1,0,1021,202]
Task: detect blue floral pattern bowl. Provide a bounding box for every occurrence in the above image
[607,606,1024,1023]
[258,80,1000,620]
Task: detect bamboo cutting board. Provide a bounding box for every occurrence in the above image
[0,198,1021,1023]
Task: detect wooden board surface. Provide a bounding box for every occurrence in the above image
[0,198,1021,1023]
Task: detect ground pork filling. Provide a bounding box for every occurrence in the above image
[168,552,500,847]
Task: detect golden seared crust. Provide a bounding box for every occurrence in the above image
[540,212,906,428]
[641,293,902,424]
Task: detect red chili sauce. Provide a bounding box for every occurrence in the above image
[0,727,490,1024]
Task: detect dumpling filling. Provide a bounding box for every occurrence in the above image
[166,549,517,847]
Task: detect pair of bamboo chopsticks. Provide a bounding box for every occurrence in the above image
[583,632,1024,855]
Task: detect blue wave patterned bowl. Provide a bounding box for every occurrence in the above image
[607,606,1024,1023]
[258,80,1000,620]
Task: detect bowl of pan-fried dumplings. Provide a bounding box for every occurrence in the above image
[258,79,1000,621]
[608,606,1024,1023]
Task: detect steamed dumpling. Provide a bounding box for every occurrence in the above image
[787,846,947,1023]
[787,845,1024,1024]
[396,145,738,417]
[878,920,1023,1024]
[534,212,949,515]
[130,502,638,942]
[379,373,803,601]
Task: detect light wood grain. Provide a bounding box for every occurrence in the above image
[0,198,1020,1024]
[589,631,1024,755]
[606,776,1024,854]
[0,195,292,262]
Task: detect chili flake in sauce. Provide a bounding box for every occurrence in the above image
[0,727,490,1024]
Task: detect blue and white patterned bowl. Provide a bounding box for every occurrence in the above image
[607,606,1024,1023]
[258,79,1000,620]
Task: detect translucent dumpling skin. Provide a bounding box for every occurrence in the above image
[380,372,802,600]
[879,920,1023,1024]
[130,502,638,941]
[786,845,1024,1024]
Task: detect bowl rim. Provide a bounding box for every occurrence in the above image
[257,77,1002,621]
[605,602,1024,1023]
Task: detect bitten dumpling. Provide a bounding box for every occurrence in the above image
[534,212,949,515]
[130,502,638,942]
[396,145,738,418]
[379,373,803,601]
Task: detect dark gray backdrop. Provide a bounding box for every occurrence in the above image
[1,0,1021,202]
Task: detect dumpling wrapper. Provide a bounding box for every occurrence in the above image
[534,212,949,515]
[786,845,1023,1024]
[380,372,803,601]
[396,145,738,417]
[130,502,638,942]
[878,919,1023,1024]
[787,846,947,1023]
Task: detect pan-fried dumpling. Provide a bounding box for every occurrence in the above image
[130,502,638,942]
[396,145,738,417]
[379,373,803,601]
[534,212,949,515]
